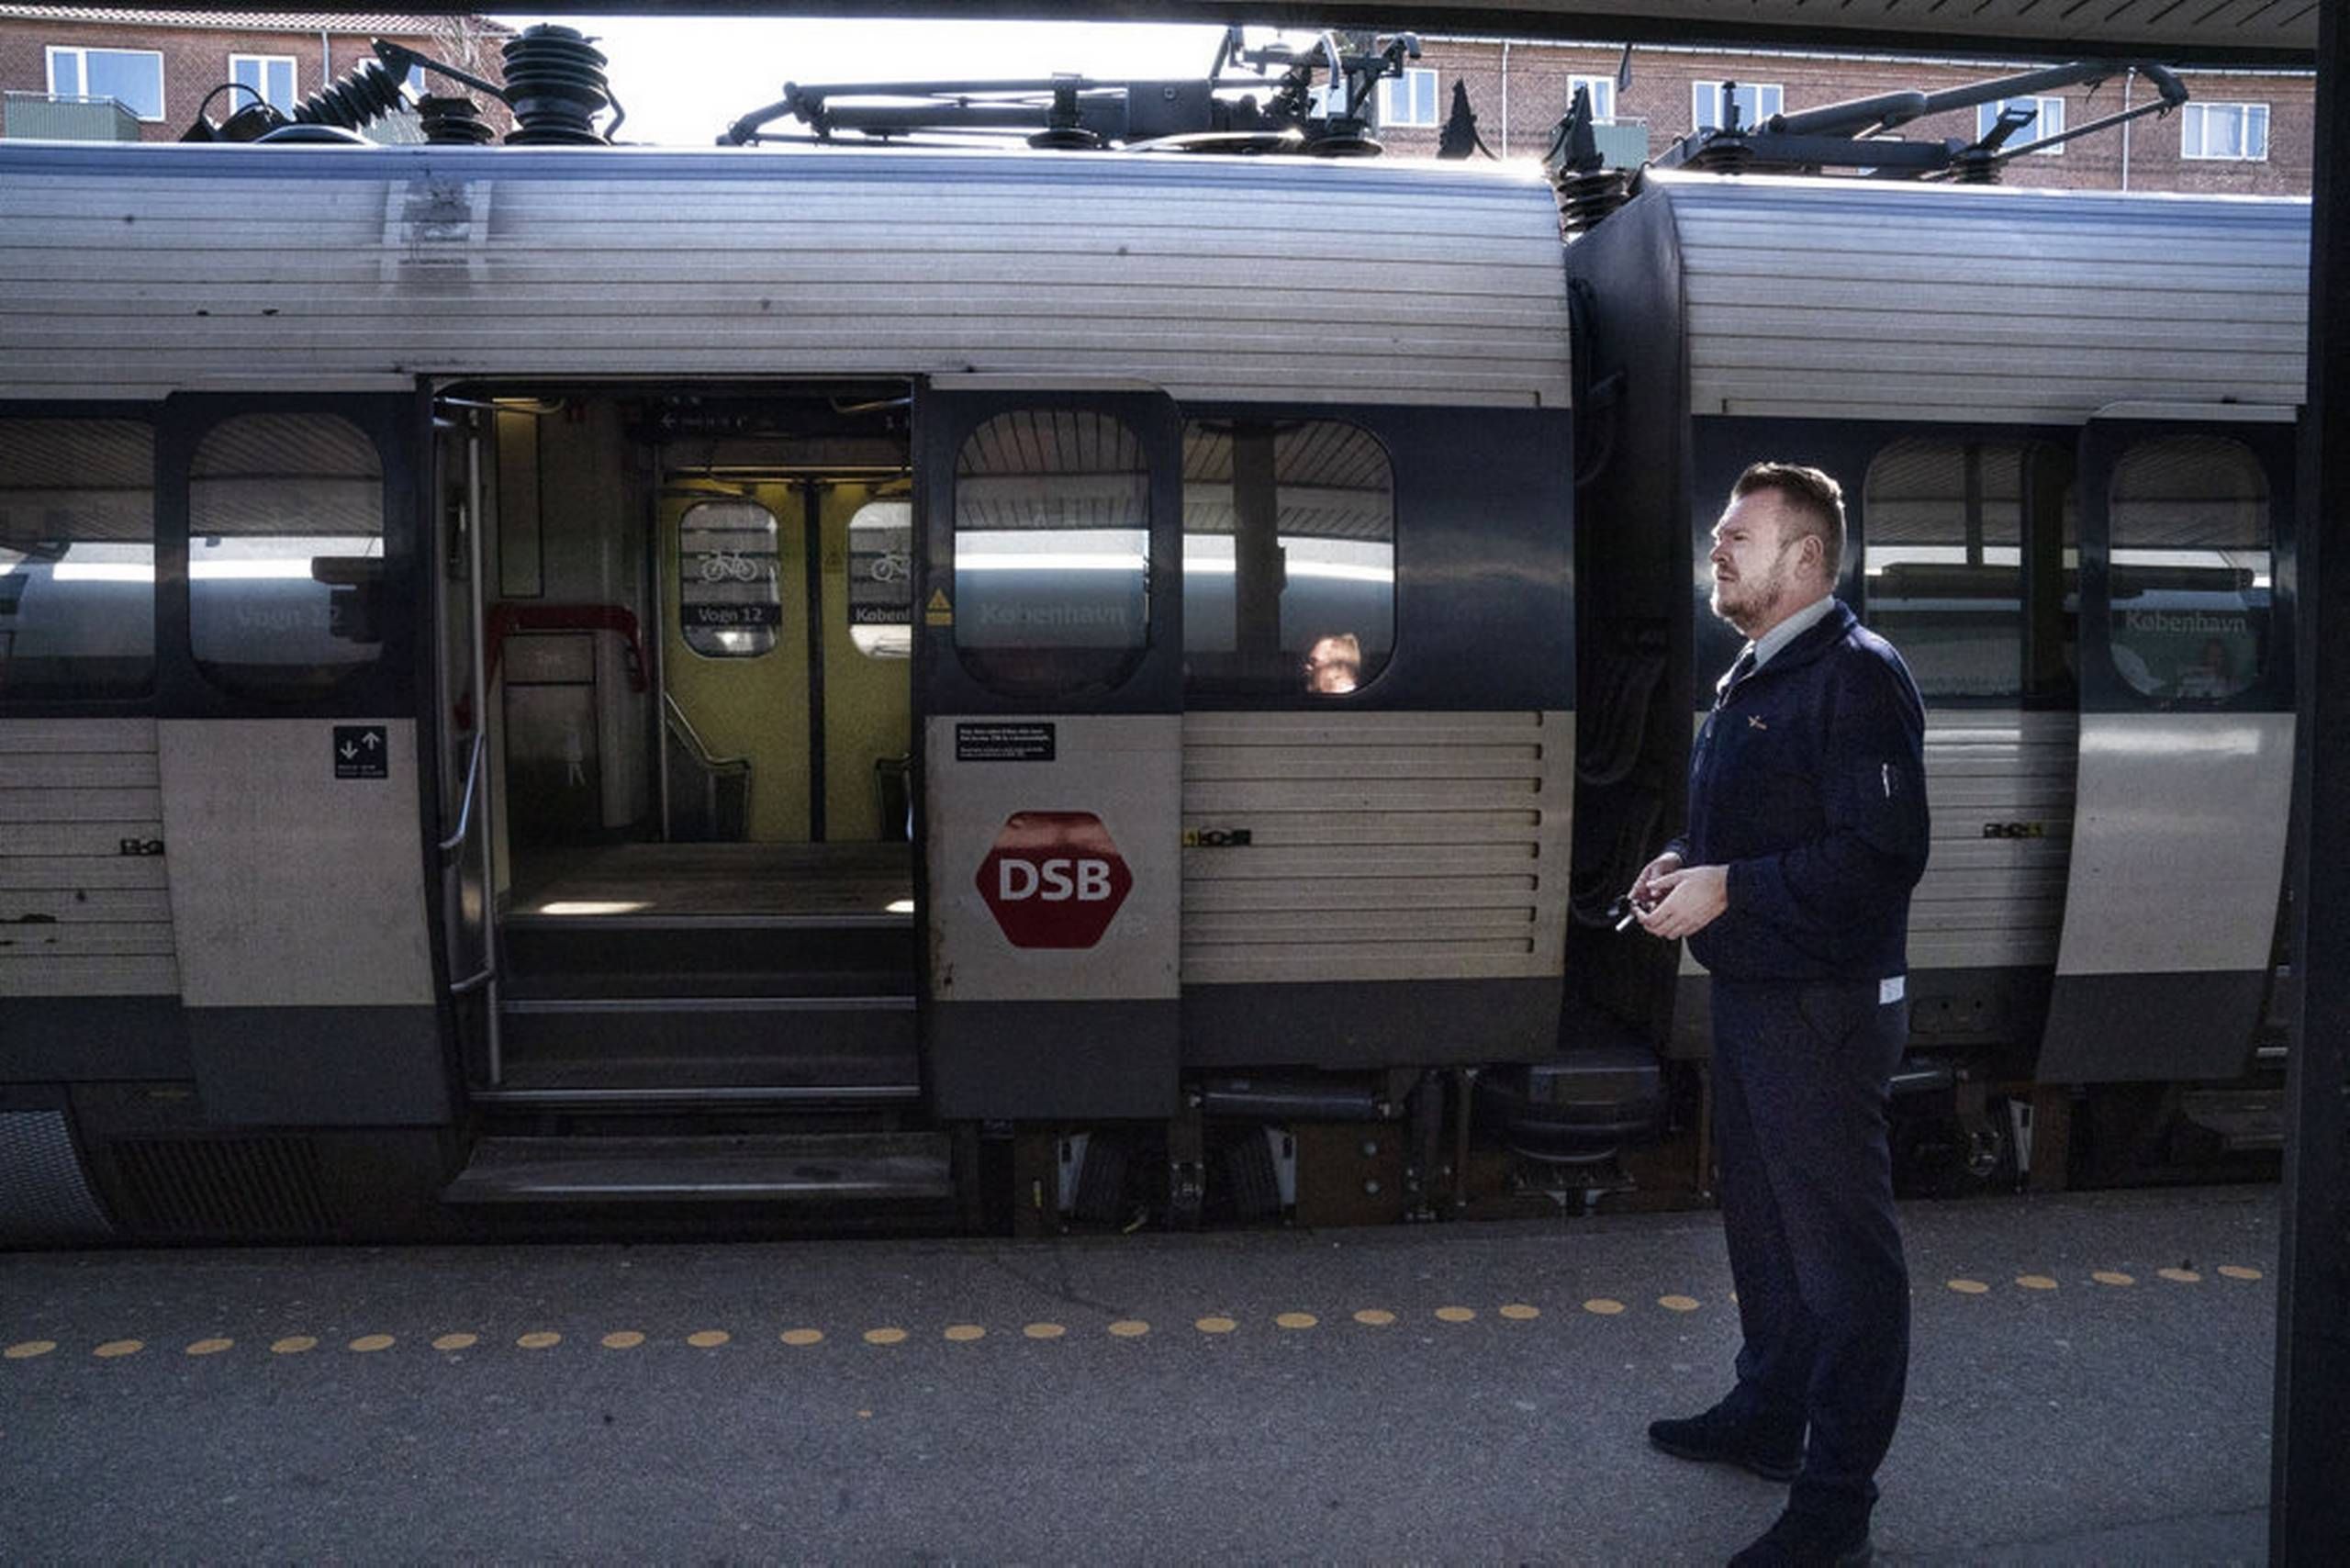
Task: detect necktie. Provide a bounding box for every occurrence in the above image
[1715,648,1757,710]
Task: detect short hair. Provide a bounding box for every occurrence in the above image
[1732,462,1846,581]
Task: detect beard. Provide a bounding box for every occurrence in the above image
[1710,549,1796,633]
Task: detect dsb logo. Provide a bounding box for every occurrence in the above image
[976,812,1134,949]
[995,857,1116,903]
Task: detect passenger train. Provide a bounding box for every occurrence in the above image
[0,60,2306,1242]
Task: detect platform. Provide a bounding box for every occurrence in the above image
[0,1185,2276,1562]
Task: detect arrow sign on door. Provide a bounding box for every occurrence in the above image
[333,724,389,780]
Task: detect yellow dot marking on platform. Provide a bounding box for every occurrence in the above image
[6,1340,58,1360]
[863,1327,907,1346]
[1435,1306,1476,1324]
[2158,1268,2202,1283]
[601,1332,645,1350]
[781,1328,824,1347]
[432,1333,478,1351]
[2219,1265,2264,1281]
[1196,1316,1237,1335]
[1660,1295,1701,1313]
[1024,1322,1067,1340]
[1500,1304,1541,1321]
[348,1334,394,1353]
[1275,1312,1318,1330]
[185,1338,233,1357]
[1353,1309,1396,1327]
[1947,1280,1991,1295]
[95,1339,143,1358]
[686,1330,730,1349]
[2092,1271,2135,1287]
[517,1331,561,1350]
[944,1324,987,1343]
[1107,1320,1149,1338]
[1583,1299,1626,1316]
[856,1409,872,1419]
[2017,1275,2060,1292]
[271,1336,318,1355]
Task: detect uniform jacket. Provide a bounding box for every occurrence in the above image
[1667,600,1930,982]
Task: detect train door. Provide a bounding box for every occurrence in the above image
[152,392,450,1127]
[2037,406,2297,1082]
[914,387,1184,1118]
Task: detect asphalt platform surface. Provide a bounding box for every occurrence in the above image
[2,1184,2276,1563]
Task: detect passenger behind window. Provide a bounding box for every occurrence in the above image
[1304,633,1360,694]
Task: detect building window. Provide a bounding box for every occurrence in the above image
[229,54,298,117]
[1978,95,2066,153]
[1691,81,1781,133]
[0,419,155,700]
[2182,102,2269,161]
[1181,419,1394,697]
[189,413,385,696]
[1377,68,1439,129]
[1567,75,1616,122]
[45,46,164,120]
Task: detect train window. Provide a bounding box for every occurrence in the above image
[1181,420,1394,696]
[952,409,1148,697]
[188,412,385,695]
[1861,441,2027,699]
[0,419,154,700]
[677,498,780,658]
[2108,434,2270,701]
[845,498,912,659]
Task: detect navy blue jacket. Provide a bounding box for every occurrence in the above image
[1667,601,1930,983]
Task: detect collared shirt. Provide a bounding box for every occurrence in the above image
[1747,592,1838,671]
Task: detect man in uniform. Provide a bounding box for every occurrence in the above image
[1632,463,1930,1568]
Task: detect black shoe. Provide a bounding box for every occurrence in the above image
[1727,1507,1871,1567]
[1647,1406,1804,1483]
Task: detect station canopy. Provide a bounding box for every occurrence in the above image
[422,1,2318,69]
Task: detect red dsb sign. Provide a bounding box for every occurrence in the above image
[976,811,1134,949]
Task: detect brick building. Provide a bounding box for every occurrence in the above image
[1376,36,2314,196]
[0,6,509,142]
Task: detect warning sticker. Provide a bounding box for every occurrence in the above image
[924,588,954,627]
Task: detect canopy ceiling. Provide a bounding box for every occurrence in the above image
[212,2,2322,68]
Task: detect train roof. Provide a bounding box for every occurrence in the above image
[0,140,1571,409]
[1619,170,2310,425]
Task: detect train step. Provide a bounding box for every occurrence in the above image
[487,993,919,1100]
[2178,1087,2288,1152]
[442,1131,953,1204]
[498,913,914,999]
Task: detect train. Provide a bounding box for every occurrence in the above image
[0,58,2307,1243]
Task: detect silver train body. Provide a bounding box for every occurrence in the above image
[0,140,2306,1241]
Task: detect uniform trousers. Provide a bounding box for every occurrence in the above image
[1708,975,1911,1527]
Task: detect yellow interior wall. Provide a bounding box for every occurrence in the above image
[660,484,809,843]
[821,482,913,842]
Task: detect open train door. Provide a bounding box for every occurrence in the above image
[912,385,1184,1118]
[2037,405,2298,1083]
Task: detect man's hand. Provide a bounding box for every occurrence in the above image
[1629,851,1683,912]
[1636,864,1729,940]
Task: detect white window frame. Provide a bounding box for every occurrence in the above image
[229,53,299,116]
[1977,95,2066,154]
[2181,102,2270,162]
[1376,67,1439,129]
[1568,74,1617,123]
[44,45,165,121]
[1690,81,1783,134]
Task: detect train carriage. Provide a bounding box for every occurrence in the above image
[0,125,2310,1244]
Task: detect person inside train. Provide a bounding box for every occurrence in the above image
[1304,633,1360,694]
[1630,461,1930,1568]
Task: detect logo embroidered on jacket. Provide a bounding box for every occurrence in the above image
[1747,715,1769,730]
